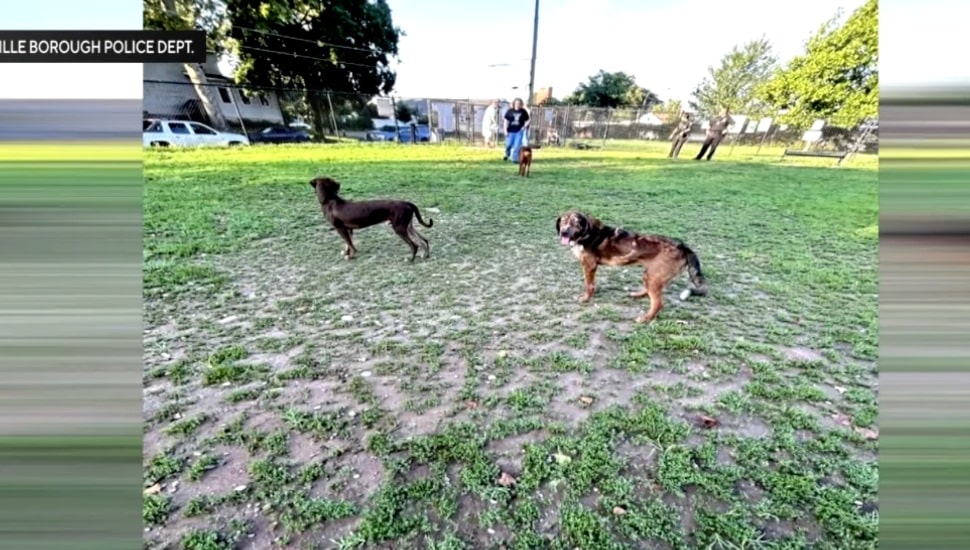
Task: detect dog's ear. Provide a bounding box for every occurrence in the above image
[577,212,599,235]
[575,213,587,230]
[309,178,318,189]
[318,177,339,193]
[555,215,562,233]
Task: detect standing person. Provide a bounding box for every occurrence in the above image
[694,107,734,161]
[668,112,693,158]
[408,115,418,144]
[503,98,530,162]
[482,99,500,148]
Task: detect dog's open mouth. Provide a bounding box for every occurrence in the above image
[560,236,572,246]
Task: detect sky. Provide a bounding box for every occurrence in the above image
[0,0,968,100]
[389,0,970,104]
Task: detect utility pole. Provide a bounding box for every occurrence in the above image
[527,0,540,108]
[527,0,540,143]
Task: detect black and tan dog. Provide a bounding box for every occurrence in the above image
[518,146,533,177]
[310,176,433,261]
[555,211,707,323]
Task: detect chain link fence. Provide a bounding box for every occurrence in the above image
[142,75,877,153]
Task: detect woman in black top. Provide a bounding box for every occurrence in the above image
[503,98,530,162]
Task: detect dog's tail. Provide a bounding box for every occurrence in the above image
[678,243,707,300]
[411,204,434,228]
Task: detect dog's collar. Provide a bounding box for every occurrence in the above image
[576,225,612,249]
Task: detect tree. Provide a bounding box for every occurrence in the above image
[566,70,661,109]
[223,0,402,133]
[143,0,228,50]
[395,103,418,122]
[652,99,683,121]
[756,0,877,129]
[690,37,777,117]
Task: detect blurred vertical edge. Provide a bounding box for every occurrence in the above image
[880,86,970,548]
[0,100,143,548]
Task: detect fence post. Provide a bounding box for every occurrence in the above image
[468,99,478,145]
[631,108,641,142]
[453,103,461,143]
[602,108,613,146]
[755,121,770,156]
[846,119,874,161]
[467,101,474,145]
[390,96,401,143]
[426,99,436,144]
[229,87,248,137]
[562,105,571,148]
[325,93,339,137]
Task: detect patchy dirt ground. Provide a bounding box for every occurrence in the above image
[143,144,879,549]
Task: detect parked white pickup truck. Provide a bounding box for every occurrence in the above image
[143,119,250,148]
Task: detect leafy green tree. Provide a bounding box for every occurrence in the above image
[143,0,228,50]
[223,0,402,132]
[652,99,683,120]
[756,0,877,129]
[690,37,777,117]
[565,71,661,109]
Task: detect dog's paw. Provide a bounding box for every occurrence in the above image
[576,294,592,303]
[634,315,654,324]
[679,289,691,301]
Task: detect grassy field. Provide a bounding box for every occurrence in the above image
[143,141,878,549]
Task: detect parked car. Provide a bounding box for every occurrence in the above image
[398,124,434,143]
[365,125,399,142]
[248,125,312,144]
[143,119,249,147]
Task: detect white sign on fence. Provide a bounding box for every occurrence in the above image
[373,97,394,118]
[801,130,823,143]
[756,117,773,133]
[727,115,747,134]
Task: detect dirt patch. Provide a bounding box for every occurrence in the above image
[487,430,549,473]
[781,346,825,363]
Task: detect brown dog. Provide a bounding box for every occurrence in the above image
[518,146,533,177]
[309,176,433,261]
[555,211,707,323]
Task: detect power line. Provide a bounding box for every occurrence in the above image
[143,78,365,98]
[230,25,382,55]
[237,44,391,71]
[485,59,532,68]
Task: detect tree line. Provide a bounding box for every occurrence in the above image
[549,0,876,130]
[144,0,876,132]
[145,0,402,131]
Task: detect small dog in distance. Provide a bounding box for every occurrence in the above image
[518,146,533,177]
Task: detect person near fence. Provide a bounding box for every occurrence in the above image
[482,99,500,148]
[668,112,693,158]
[503,98,531,162]
[408,115,418,144]
[694,107,734,161]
